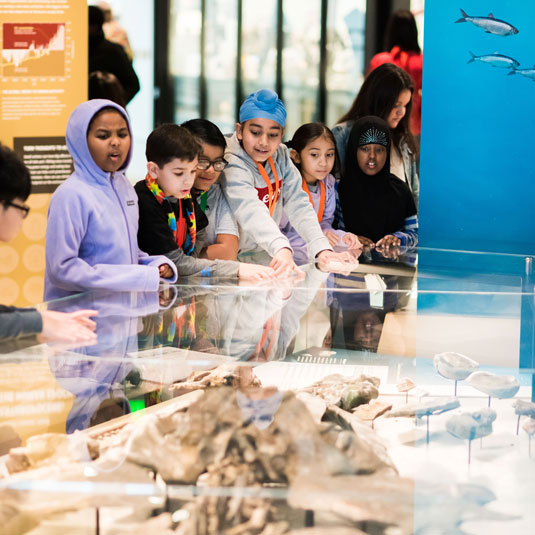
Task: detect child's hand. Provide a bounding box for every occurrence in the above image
[342,232,362,250]
[324,230,340,248]
[358,235,375,248]
[376,234,400,249]
[316,250,358,275]
[159,263,174,279]
[238,263,276,281]
[38,310,98,343]
[270,248,305,278]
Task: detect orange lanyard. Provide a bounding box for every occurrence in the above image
[302,178,325,222]
[256,157,280,217]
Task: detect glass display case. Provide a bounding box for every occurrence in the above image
[1,247,534,534]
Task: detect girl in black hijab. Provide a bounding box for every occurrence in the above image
[338,116,418,248]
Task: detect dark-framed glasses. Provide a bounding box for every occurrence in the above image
[3,200,30,218]
[197,157,228,172]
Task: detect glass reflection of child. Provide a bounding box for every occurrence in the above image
[135,123,274,281]
[44,99,177,301]
[338,116,418,249]
[280,123,361,264]
[221,89,354,276]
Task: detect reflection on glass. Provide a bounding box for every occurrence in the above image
[282,0,321,137]
[326,0,366,127]
[205,0,238,133]
[241,0,277,96]
[169,0,202,123]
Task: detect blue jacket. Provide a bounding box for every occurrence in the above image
[44,99,177,300]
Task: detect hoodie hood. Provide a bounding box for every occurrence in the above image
[66,99,133,185]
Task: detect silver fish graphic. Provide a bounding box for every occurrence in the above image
[507,66,535,81]
[467,51,520,68]
[455,9,519,36]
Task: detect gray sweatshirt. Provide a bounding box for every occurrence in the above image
[221,133,331,260]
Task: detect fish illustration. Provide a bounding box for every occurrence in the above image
[455,9,519,36]
[467,51,520,69]
[507,66,535,81]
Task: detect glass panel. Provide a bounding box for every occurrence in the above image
[281,0,321,137]
[2,247,534,533]
[241,0,278,96]
[205,0,238,134]
[169,0,202,123]
[325,0,366,127]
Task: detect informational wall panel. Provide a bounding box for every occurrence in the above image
[0,0,87,306]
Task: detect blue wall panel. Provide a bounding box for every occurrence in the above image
[419,1,535,254]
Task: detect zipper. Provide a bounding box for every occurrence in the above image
[110,172,135,264]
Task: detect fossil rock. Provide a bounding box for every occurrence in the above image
[386,397,460,418]
[466,371,520,399]
[397,377,416,393]
[512,399,535,417]
[446,408,497,440]
[5,432,99,475]
[289,473,414,534]
[301,374,380,408]
[168,363,261,396]
[353,400,392,422]
[434,352,479,381]
[523,418,535,436]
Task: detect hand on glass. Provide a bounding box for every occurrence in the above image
[316,249,358,274]
[270,248,305,278]
[375,234,400,249]
[158,263,174,279]
[324,230,340,248]
[358,235,375,248]
[238,263,276,282]
[38,309,98,343]
[342,232,362,250]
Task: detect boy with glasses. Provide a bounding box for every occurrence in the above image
[135,124,274,281]
[182,119,240,261]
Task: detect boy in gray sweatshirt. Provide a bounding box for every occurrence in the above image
[221,89,354,276]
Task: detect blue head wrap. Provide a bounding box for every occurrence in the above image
[239,89,287,128]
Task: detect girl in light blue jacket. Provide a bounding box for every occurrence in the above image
[44,99,176,301]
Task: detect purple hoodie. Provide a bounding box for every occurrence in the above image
[44,99,177,300]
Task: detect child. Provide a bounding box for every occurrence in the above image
[0,143,96,343]
[135,123,274,281]
[221,89,353,275]
[280,123,361,264]
[181,119,239,261]
[337,116,418,249]
[44,99,177,301]
[333,63,419,207]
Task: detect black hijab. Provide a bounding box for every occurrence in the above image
[338,116,416,243]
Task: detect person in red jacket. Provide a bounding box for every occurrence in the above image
[369,10,422,137]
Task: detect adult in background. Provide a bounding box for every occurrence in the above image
[332,63,419,208]
[88,5,139,104]
[369,10,422,139]
[88,70,127,109]
[98,1,134,61]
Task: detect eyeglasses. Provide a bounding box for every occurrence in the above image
[3,200,30,218]
[197,157,228,172]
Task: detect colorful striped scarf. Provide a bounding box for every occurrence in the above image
[145,174,196,255]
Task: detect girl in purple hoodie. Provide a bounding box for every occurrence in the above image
[44,99,177,300]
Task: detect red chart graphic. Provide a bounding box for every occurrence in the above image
[2,23,65,77]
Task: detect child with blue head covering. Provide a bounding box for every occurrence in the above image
[221,89,355,275]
